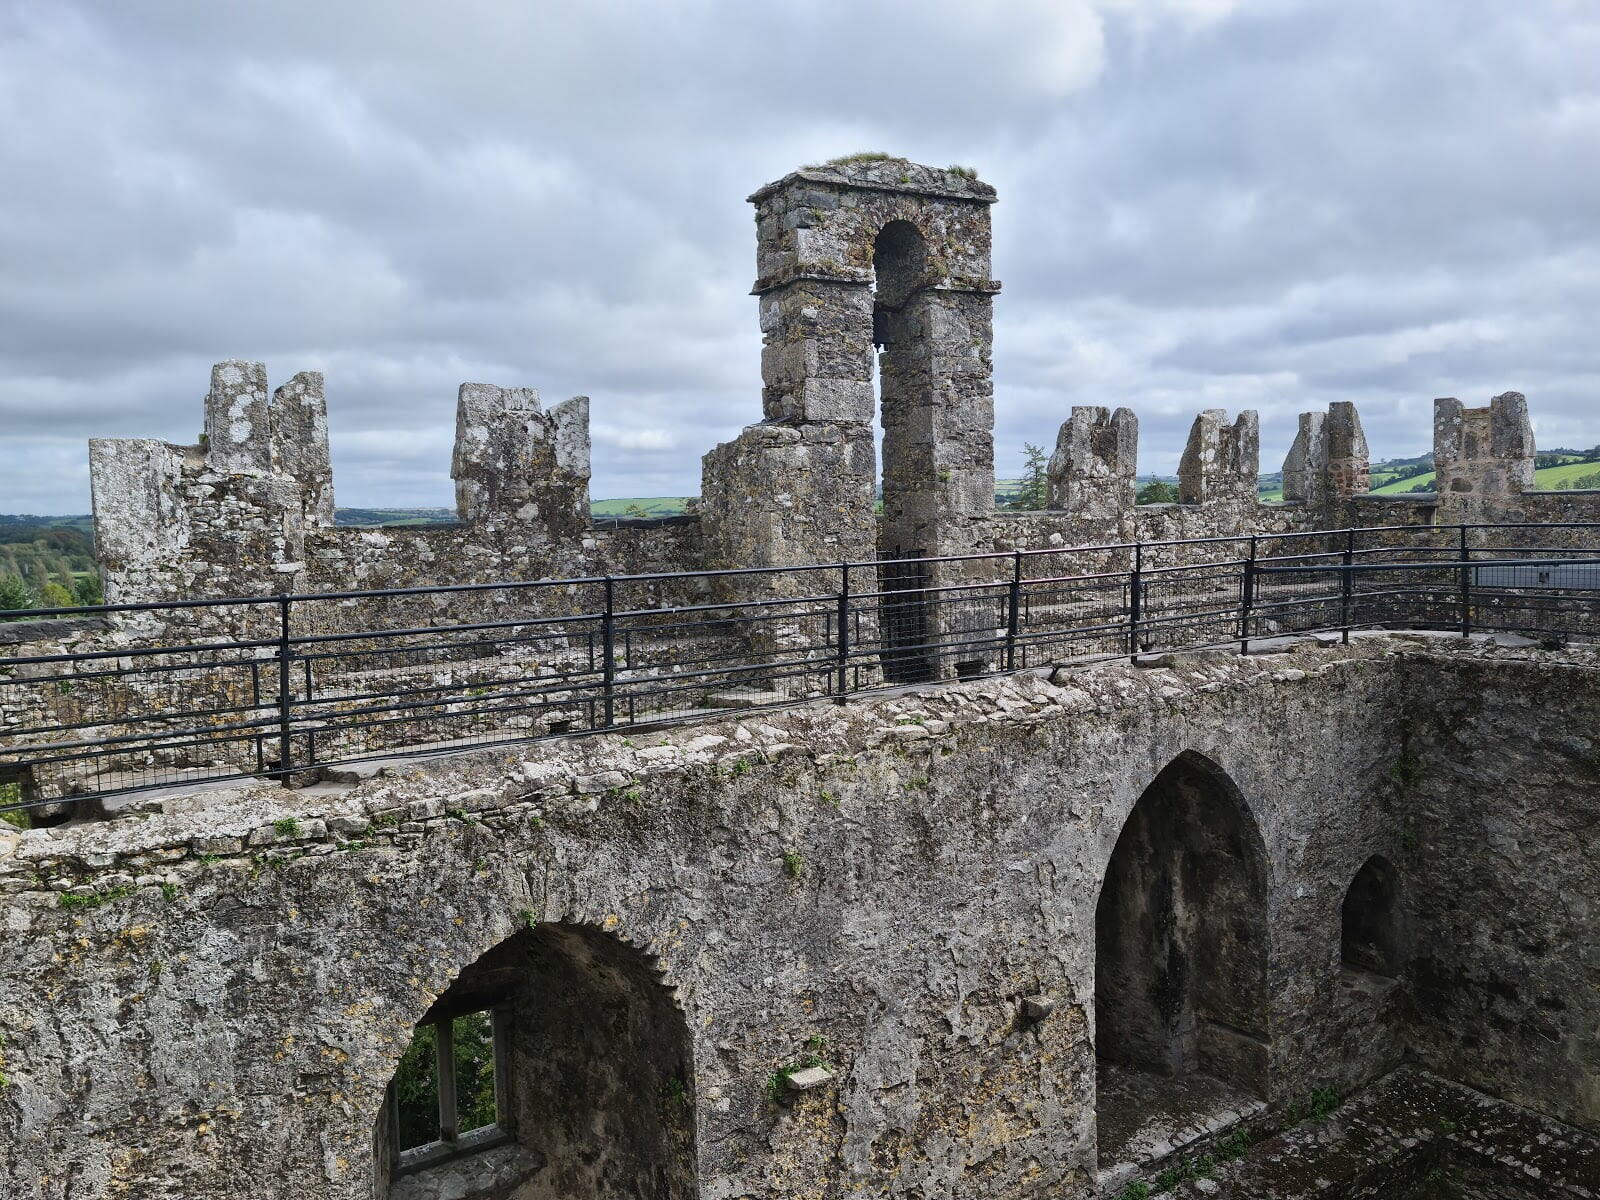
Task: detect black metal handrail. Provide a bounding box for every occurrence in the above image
[1,521,1596,815]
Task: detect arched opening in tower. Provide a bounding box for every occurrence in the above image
[1342,855,1404,979]
[374,923,697,1200]
[1094,752,1270,1173]
[871,219,937,684]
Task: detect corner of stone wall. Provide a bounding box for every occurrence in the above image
[699,421,874,574]
[90,361,338,604]
[88,437,193,604]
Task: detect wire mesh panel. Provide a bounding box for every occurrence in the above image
[0,597,284,811]
[1464,524,1600,641]
[285,579,608,768]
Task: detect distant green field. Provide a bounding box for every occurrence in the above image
[590,497,692,518]
[1528,460,1600,488]
[1369,459,1600,495]
[1369,471,1437,495]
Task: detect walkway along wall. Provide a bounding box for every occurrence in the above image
[2,637,1598,1197]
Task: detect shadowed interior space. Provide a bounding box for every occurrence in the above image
[376,922,697,1200]
[1094,751,1271,1172]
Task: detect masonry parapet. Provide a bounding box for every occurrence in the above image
[1178,409,1259,507]
[1433,392,1536,504]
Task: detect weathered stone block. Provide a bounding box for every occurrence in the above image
[1047,406,1138,518]
[1179,409,1259,506]
[204,360,272,475]
[452,384,591,535]
[1434,392,1535,506]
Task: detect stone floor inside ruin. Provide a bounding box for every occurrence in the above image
[1096,1062,1266,1185]
[1099,1067,1600,1198]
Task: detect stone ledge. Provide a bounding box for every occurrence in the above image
[3,635,1593,890]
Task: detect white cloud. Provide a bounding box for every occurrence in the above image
[0,0,1595,512]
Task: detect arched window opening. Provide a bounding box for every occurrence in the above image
[376,923,697,1200]
[872,219,937,684]
[1094,752,1270,1173]
[1341,855,1404,979]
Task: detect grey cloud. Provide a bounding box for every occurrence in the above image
[0,0,1595,513]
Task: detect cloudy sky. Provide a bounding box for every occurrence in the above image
[1,0,1596,513]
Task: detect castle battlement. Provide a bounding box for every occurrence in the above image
[83,159,1574,614]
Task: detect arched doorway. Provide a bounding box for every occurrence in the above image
[1342,855,1404,978]
[375,923,697,1200]
[1094,752,1270,1170]
[872,219,937,683]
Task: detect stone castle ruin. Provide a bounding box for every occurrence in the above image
[3,159,1600,1200]
[84,160,1588,616]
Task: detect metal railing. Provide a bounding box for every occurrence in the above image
[2,522,1596,816]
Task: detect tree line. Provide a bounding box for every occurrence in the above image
[0,524,101,615]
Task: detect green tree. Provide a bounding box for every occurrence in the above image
[392,1023,439,1151]
[0,575,32,617]
[390,1011,499,1152]
[1009,443,1049,511]
[452,1011,497,1132]
[1136,479,1179,504]
[73,575,104,606]
[37,582,73,611]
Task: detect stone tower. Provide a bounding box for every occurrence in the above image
[702,157,1001,573]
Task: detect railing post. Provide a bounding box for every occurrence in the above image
[1128,542,1143,661]
[1005,550,1022,671]
[601,576,616,727]
[1459,523,1472,637]
[250,660,265,775]
[1240,535,1257,655]
[1341,528,1355,645]
[276,593,293,786]
[835,562,850,700]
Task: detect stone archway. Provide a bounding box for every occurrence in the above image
[375,923,697,1200]
[872,218,938,683]
[1342,855,1405,978]
[1093,752,1271,1172]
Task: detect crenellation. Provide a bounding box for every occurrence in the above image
[451,382,591,534]
[202,359,273,476]
[1046,405,1138,521]
[75,165,1598,625]
[1178,408,1259,506]
[270,370,335,529]
[86,437,192,604]
[1282,402,1369,508]
[1433,391,1536,503]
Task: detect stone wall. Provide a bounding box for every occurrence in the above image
[89,361,337,607]
[3,637,1595,1198]
[1398,651,1600,1130]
